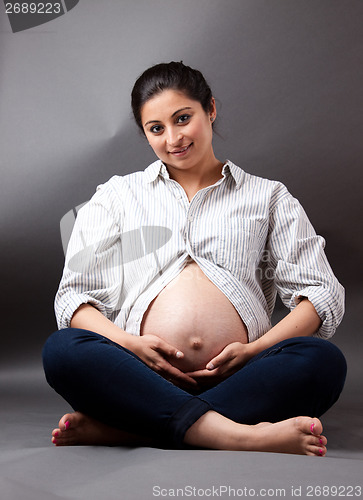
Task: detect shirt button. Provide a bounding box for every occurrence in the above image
[188,215,193,222]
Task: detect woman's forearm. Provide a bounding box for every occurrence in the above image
[70,303,137,351]
[70,303,197,387]
[248,298,322,358]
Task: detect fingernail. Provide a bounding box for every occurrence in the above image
[52,438,57,445]
[54,431,59,438]
[310,423,315,434]
[206,363,214,370]
[319,448,323,456]
[65,420,70,430]
[319,438,323,445]
[176,351,183,359]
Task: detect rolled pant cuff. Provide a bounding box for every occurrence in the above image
[166,397,212,448]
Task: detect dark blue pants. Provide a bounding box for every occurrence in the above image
[42,328,346,447]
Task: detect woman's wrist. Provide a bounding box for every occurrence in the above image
[244,338,264,359]
[121,333,140,353]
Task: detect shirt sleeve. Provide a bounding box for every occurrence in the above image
[267,184,345,339]
[54,182,124,330]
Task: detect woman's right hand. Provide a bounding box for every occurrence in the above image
[128,334,198,390]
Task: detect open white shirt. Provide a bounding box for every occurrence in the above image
[55,160,344,341]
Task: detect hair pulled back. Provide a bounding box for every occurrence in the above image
[131,61,213,133]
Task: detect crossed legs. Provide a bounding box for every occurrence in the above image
[42,329,346,455]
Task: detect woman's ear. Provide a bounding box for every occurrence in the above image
[209,97,217,123]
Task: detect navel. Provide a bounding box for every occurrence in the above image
[190,337,203,350]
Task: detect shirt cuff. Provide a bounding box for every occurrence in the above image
[289,285,345,339]
[56,294,108,330]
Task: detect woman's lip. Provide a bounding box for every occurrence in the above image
[169,143,193,155]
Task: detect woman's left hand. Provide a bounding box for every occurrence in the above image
[186,342,253,387]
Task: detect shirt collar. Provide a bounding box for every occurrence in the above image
[221,160,245,190]
[143,160,168,184]
[143,159,245,189]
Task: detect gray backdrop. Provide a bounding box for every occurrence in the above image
[1,0,362,375]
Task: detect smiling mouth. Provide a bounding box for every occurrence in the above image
[169,143,193,155]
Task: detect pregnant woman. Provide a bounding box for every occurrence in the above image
[43,61,347,455]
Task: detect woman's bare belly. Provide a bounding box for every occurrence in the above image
[140,261,248,372]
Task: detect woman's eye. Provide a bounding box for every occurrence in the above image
[177,114,190,124]
[150,125,163,134]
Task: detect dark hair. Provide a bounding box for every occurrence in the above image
[131,61,214,133]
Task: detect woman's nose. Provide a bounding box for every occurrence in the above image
[166,128,182,146]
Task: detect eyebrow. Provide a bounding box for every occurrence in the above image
[144,107,192,128]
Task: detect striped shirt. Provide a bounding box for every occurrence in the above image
[55,160,344,341]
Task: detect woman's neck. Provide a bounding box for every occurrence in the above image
[166,158,224,201]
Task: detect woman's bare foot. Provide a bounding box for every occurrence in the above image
[51,412,156,447]
[51,412,327,456]
[184,413,327,456]
[248,417,327,456]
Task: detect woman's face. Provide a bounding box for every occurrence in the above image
[141,89,216,176]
